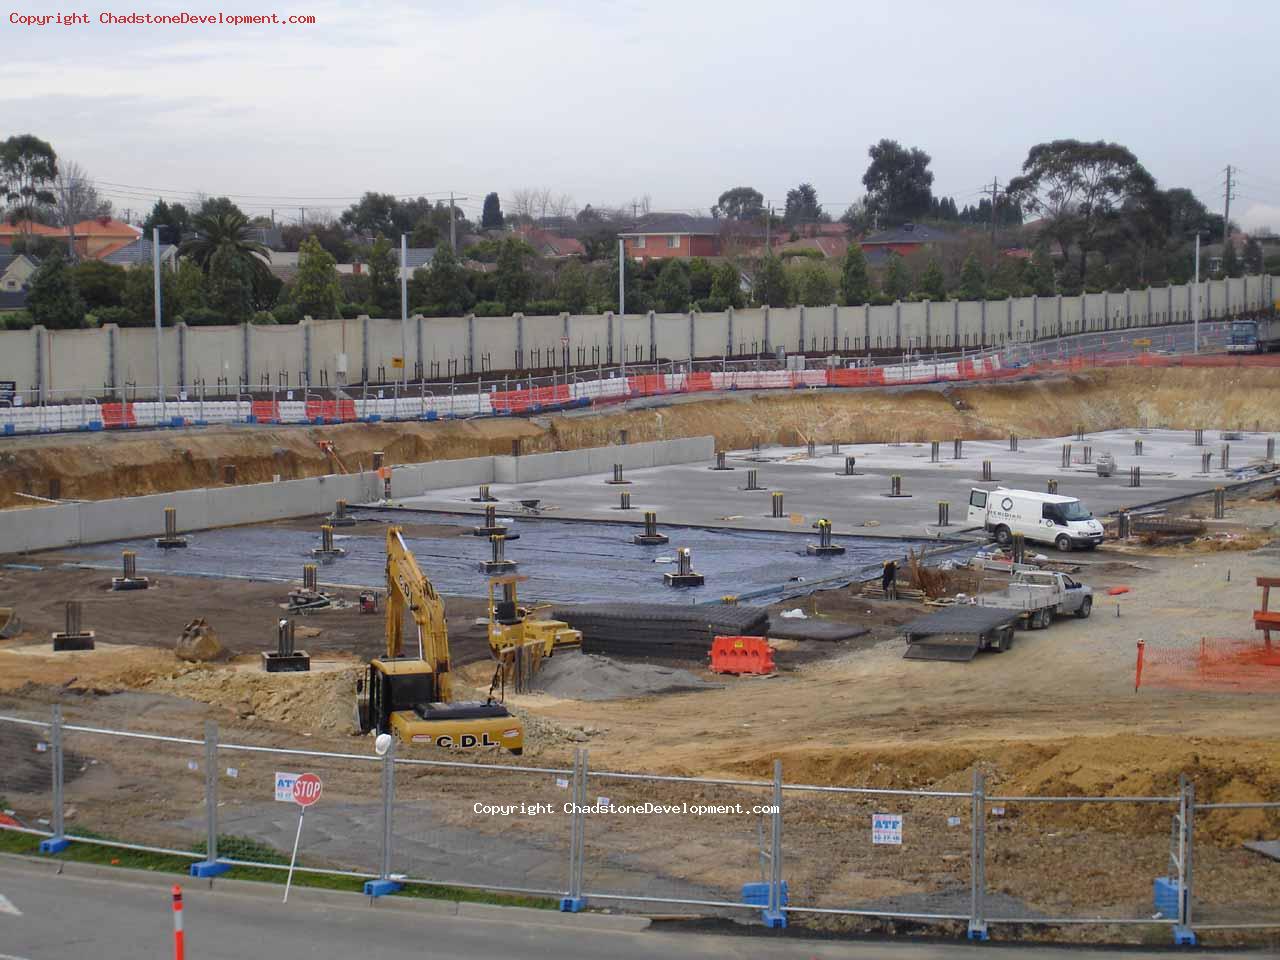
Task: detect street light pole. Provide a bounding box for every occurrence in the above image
[1193,233,1200,354]
[153,227,163,412]
[618,238,626,377]
[400,234,408,385]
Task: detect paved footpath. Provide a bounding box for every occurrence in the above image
[0,858,1251,959]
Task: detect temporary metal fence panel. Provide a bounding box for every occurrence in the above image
[390,756,573,899]
[56,721,208,859]
[212,740,384,878]
[578,768,772,912]
[780,783,971,923]
[981,793,1177,926]
[3,710,1278,941]
[0,712,54,838]
[1188,799,1280,929]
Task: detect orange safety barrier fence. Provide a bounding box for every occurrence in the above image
[1135,637,1280,693]
[709,635,776,675]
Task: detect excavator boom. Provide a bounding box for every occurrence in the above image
[354,527,523,754]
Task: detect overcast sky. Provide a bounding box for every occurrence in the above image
[4,0,1279,230]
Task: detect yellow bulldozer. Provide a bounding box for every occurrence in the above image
[487,574,581,657]
[354,528,524,754]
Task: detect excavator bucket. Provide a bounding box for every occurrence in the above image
[0,607,20,639]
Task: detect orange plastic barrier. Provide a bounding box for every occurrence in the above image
[710,635,776,675]
[251,399,280,422]
[1107,585,1131,596]
[304,398,356,421]
[100,401,137,428]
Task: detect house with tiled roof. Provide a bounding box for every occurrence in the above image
[777,236,850,260]
[513,224,585,259]
[0,218,139,259]
[101,238,180,269]
[618,213,731,261]
[0,252,37,312]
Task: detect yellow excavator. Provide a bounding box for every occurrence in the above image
[354,528,524,754]
[487,574,582,657]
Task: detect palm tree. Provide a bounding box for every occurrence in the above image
[180,208,270,277]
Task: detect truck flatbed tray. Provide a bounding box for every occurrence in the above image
[902,605,1021,640]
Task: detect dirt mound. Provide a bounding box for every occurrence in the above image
[716,735,1280,845]
[4,367,1280,511]
[528,652,717,701]
[143,658,362,732]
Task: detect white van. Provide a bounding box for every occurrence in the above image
[966,487,1105,552]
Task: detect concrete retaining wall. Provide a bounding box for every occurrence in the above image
[0,437,715,554]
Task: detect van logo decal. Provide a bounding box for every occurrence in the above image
[1001,497,1014,510]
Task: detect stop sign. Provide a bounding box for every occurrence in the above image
[291,772,323,807]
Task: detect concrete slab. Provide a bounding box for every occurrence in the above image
[388,429,1274,542]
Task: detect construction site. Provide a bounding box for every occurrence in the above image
[2,358,1279,947]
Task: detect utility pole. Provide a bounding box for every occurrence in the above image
[765,204,772,252]
[449,192,456,251]
[1222,165,1234,252]
[299,207,305,227]
[270,208,275,228]
[1194,233,1201,354]
[985,177,1001,248]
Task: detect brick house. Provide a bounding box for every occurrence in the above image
[619,214,726,261]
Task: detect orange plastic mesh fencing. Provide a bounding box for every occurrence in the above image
[1135,638,1280,693]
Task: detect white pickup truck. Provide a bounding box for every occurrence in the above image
[977,571,1093,629]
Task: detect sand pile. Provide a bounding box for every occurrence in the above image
[143,659,362,732]
[528,652,717,701]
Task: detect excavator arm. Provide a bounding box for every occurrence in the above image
[385,527,453,702]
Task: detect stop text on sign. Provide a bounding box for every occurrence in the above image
[292,772,323,807]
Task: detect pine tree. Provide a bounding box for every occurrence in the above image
[292,236,341,319]
[957,254,985,300]
[920,259,945,300]
[495,238,532,312]
[840,243,871,305]
[481,192,504,230]
[883,252,910,300]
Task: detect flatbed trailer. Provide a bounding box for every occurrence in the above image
[901,605,1021,662]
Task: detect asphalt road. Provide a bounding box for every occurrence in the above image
[0,859,1255,960]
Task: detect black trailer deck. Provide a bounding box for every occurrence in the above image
[901,605,1021,662]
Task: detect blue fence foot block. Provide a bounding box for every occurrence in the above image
[966,922,990,941]
[189,861,231,878]
[1173,925,1196,946]
[193,420,208,426]
[559,896,586,912]
[761,909,787,928]
[363,879,402,898]
[39,838,70,854]
[3,424,13,434]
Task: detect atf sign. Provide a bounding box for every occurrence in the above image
[274,771,300,802]
[872,813,903,845]
[292,772,323,807]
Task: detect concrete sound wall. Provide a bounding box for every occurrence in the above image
[3,277,1275,399]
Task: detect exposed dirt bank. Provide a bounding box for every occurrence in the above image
[2,367,1279,509]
